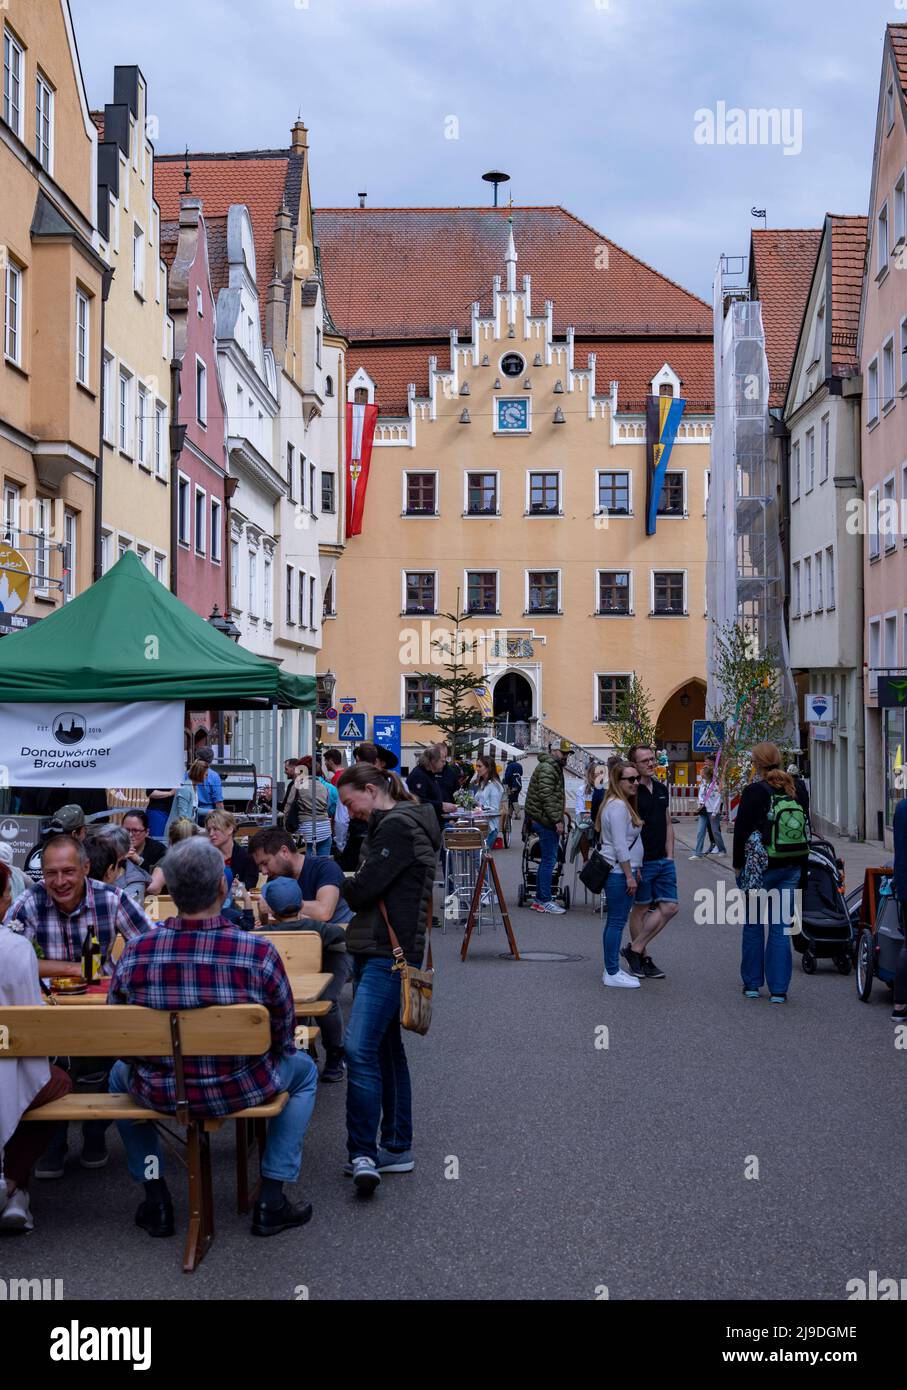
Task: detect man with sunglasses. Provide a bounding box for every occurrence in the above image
[622,745,677,978]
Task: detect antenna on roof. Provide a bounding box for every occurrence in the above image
[482,170,510,208]
[358,191,367,208]
[183,147,192,195]
[751,206,767,229]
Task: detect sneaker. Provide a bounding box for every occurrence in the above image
[641,955,666,979]
[603,969,641,989]
[688,853,701,860]
[351,1156,381,1196]
[743,988,761,999]
[769,994,787,1004]
[620,945,646,977]
[531,901,565,914]
[34,1139,68,1181]
[80,1138,109,1170]
[707,847,724,857]
[0,1190,33,1234]
[892,1007,907,1022]
[376,1148,415,1174]
[320,1054,346,1084]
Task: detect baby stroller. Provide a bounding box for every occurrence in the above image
[517,818,571,909]
[796,836,854,975]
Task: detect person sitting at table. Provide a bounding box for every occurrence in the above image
[87,825,149,906]
[85,835,121,886]
[107,837,318,1239]
[122,811,166,874]
[145,818,200,897]
[0,862,75,1235]
[256,872,352,1084]
[3,834,152,1179]
[205,811,260,891]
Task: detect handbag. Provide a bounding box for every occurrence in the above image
[579,849,611,894]
[378,898,434,1036]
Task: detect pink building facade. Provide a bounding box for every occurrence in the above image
[859,24,907,843]
[162,192,228,619]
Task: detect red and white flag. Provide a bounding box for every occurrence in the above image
[345,402,378,538]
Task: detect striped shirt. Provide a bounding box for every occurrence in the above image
[108,917,296,1117]
[5,878,151,973]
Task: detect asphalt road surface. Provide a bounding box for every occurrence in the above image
[4,825,903,1301]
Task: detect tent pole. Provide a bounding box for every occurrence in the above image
[310,709,317,855]
[270,699,278,827]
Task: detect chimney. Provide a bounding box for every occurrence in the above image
[274,202,294,279]
[179,193,202,229]
[291,120,308,153]
[358,191,367,208]
[265,271,287,359]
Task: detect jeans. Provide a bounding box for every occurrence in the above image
[694,810,715,855]
[534,824,559,903]
[312,949,353,1053]
[485,819,499,851]
[109,1050,319,1184]
[739,863,800,996]
[306,837,333,858]
[345,956,412,1162]
[603,867,636,974]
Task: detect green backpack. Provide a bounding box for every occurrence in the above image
[763,788,809,859]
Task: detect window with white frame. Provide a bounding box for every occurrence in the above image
[597,470,630,516]
[153,553,165,584]
[194,487,206,555]
[196,287,203,317]
[598,570,631,615]
[883,337,896,409]
[826,545,835,609]
[885,613,898,669]
[3,481,20,546]
[263,557,272,623]
[177,474,190,545]
[803,556,812,613]
[820,413,830,481]
[792,561,800,618]
[527,570,560,614]
[154,402,166,475]
[883,474,897,550]
[867,358,879,425]
[404,675,435,720]
[309,462,316,515]
[323,571,336,618]
[33,498,50,593]
[4,260,22,364]
[248,548,258,616]
[868,486,881,559]
[466,472,498,515]
[657,471,686,517]
[136,545,150,572]
[815,551,823,611]
[869,618,881,694]
[896,171,907,246]
[652,570,686,615]
[805,428,815,490]
[404,472,437,516]
[528,471,560,515]
[310,575,317,630]
[3,28,24,138]
[878,203,890,276]
[321,472,335,513]
[597,674,630,722]
[230,540,239,608]
[102,354,114,440]
[35,71,53,172]
[704,469,710,510]
[298,570,307,629]
[466,571,497,615]
[117,536,131,561]
[286,443,295,501]
[100,530,112,575]
[75,290,89,386]
[405,571,436,615]
[210,499,221,563]
[118,369,132,453]
[285,565,294,624]
[132,223,145,296]
[136,383,148,466]
[791,440,800,499]
[196,357,207,426]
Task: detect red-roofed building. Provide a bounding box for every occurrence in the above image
[313,206,714,759]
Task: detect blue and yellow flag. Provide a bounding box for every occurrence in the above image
[645,394,686,535]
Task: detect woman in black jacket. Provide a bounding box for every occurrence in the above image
[338,764,441,1196]
[732,742,810,1004]
[406,745,452,830]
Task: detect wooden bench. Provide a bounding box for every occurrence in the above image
[3,1004,311,1272]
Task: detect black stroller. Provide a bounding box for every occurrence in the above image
[795,836,854,974]
[517,818,571,908]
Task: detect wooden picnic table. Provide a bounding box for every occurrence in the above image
[49,972,333,1016]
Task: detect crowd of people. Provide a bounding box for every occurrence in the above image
[2,734,906,1243]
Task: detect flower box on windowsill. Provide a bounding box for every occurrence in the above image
[650,609,688,617]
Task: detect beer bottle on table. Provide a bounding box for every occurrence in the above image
[81,927,102,982]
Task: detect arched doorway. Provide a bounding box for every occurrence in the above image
[656,679,707,781]
[493,671,533,746]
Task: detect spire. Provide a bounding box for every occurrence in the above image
[505,197,517,292]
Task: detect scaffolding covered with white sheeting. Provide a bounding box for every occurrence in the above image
[707,257,797,734]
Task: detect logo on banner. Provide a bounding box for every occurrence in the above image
[53,712,88,746]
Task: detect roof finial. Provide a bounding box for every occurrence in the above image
[183,146,192,195]
[505,192,517,292]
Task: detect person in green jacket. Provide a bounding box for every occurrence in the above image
[524,743,568,913]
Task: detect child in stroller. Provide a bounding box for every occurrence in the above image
[796,836,853,974]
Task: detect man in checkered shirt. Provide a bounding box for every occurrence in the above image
[107,836,318,1241]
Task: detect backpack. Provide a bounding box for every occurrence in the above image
[762,787,808,859]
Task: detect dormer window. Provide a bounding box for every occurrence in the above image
[658,383,674,397]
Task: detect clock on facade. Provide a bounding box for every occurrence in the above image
[500,352,525,377]
[496,398,530,432]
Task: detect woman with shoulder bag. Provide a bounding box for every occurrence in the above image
[337,765,441,1197]
[595,761,645,990]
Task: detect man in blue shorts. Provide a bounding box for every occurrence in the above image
[622,744,677,979]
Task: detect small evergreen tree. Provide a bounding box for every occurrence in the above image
[604,673,660,756]
[413,610,489,761]
[709,621,790,795]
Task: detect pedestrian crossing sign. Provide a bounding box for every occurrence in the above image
[692,720,725,753]
[339,713,366,742]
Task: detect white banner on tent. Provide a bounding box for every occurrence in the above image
[0,701,185,788]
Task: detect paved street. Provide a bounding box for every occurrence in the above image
[5,822,903,1301]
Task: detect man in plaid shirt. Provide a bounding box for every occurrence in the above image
[108,836,318,1240]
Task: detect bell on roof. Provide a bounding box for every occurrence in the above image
[533,353,542,367]
[523,378,531,390]
[459,408,471,424]
[553,380,564,393]
[481,354,490,366]
[553,406,565,424]
[459,382,470,396]
[507,326,515,339]
[493,378,502,390]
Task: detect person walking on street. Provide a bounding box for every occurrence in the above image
[624,744,676,978]
[691,761,727,859]
[524,742,568,914]
[732,742,810,1004]
[336,765,440,1197]
[892,795,907,1024]
[596,761,645,988]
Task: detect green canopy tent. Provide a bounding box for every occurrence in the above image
[0,552,316,821]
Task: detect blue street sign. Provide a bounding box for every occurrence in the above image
[373,716,402,767]
[338,713,366,742]
[692,720,725,754]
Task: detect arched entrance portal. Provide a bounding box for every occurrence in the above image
[656,680,707,779]
[493,671,534,746]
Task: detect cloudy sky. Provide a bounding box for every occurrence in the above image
[71,0,898,302]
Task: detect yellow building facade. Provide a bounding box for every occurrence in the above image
[317,211,713,759]
[1,0,105,621]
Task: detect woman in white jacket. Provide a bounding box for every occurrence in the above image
[690,761,726,858]
[472,755,504,849]
[594,761,645,989]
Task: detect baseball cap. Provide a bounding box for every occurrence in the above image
[47,804,86,833]
[262,876,303,916]
[196,746,215,765]
[559,739,572,753]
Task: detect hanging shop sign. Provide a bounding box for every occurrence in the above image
[0,544,31,615]
[0,700,186,788]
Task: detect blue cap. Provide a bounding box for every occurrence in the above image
[262,876,302,916]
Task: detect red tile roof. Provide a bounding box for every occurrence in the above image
[889,24,907,97]
[159,220,179,273]
[828,215,867,376]
[749,228,823,407]
[313,206,711,342]
[90,110,104,139]
[154,151,303,324]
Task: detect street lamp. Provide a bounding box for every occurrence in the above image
[207,604,241,643]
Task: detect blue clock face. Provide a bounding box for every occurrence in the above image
[498,398,529,431]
